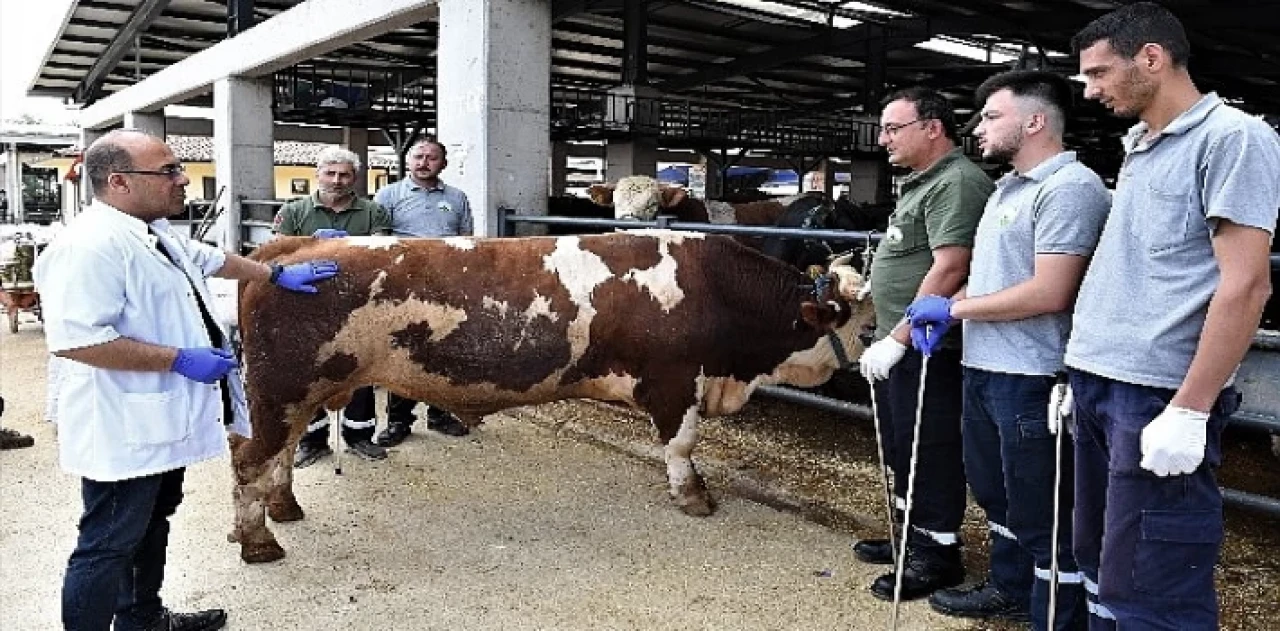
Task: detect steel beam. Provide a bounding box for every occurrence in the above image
[229,0,256,36]
[72,0,175,105]
[620,0,648,86]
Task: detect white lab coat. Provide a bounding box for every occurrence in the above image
[33,202,250,482]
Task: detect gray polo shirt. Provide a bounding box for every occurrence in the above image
[375,177,473,237]
[1065,93,1280,389]
[963,152,1110,376]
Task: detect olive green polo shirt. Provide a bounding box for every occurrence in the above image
[870,148,993,344]
[273,193,392,237]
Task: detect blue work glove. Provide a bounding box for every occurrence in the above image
[271,260,340,294]
[905,295,955,326]
[171,347,237,384]
[910,320,951,356]
[312,229,348,239]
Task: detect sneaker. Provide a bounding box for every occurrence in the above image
[929,579,1030,621]
[0,427,35,450]
[345,439,388,461]
[375,422,412,447]
[142,607,228,631]
[426,409,470,437]
[293,442,333,469]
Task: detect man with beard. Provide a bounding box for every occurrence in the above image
[275,147,393,468]
[853,87,992,601]
[1067,3,1280,628]
[371,139,473,445]
[35,129,337,630]
[905,71,1109,629]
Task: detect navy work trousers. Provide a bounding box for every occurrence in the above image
[62,468,186,631]
[873,348,967,553]
[963,368,1084,630]
[301,385,376,447]
[1068,369,1237,631]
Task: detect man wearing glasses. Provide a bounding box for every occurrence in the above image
[854,87,993,601]
[35,129,339,631]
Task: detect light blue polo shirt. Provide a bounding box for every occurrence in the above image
[963,151,1110,376]
[1065,93,1280,389]
[374,177,473,237]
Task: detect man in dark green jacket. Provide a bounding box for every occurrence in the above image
[275,148,391,468]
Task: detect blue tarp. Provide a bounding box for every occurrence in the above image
[655,165,801,187]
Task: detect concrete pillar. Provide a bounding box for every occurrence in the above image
[848,158,891,204]
[213,76,275,251]
[605,137,659,184]
[688,154,723,200]
[549,141,569,196]
[123,111,166,139]
[437,0,551,237]
[77,128,106,208]
[3,143,22,223]
[342,127,370,197]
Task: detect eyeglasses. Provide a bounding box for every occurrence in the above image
[115,165,186,179]
[881,118,932,136]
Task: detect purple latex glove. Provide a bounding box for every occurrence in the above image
[312,229,348,239]
[905,295,955,326]
[171,347,237,383]
[910,320,951,357]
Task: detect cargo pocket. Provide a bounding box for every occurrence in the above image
[1133,510,1222,598]
[1012,413,1055,479]
[122,390,193,446]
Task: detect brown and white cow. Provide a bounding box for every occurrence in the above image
[607,175,797,228]
[230,231,872,563]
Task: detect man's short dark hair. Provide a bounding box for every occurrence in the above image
[84,130,138,191]
[881,86,959,142]
[1071,2,1190,67]
[412,138,447,158]
[975,70,1074,118]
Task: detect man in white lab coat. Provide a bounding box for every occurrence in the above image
[34,129,339,631]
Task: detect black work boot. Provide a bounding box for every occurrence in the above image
[293,442,333,469]
[869,545,965,601]
[345,438,388,461]
[852,538,896,565]
[375,422,412,447]
[0,427,34,450]
[143,607,227,631]
[426,407,470,437]
[929,578,1030,621]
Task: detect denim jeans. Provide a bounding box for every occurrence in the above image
[963,369,1083,630]
[1068,370,1237,631]
[62,468,186,631]
[873,348,967,553]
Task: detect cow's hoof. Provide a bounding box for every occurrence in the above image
[674,494,717,517]
[268,501,305,523]
[241,541,287,564]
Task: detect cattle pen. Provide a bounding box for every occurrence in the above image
[499,208,1280,520]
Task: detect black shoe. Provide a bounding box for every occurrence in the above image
[375,422,412,447]
[869,548,965,601]
[294,442,333,469]
[929,579,1030,621]
[143,607,228,631]
[345,439,388,461]
[426,411,470,437]
[0,427,34,450]
[853,538,895,565]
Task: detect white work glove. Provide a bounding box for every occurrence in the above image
[1048,383,1073,435]
[859,337,907,382]
[1140,405,1211,477]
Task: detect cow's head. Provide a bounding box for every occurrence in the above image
[613,175,688,221]
[778,262,874,386]
[586,184,614,207]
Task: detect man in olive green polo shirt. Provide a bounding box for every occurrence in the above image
[853,87,994,601]
[275,147,392,468]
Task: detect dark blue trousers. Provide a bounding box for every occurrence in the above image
[301,385,376,447]
[873,348,967,553]
[1068,370,1236,631]
[963,369,1084,630]
[62,468,186,631]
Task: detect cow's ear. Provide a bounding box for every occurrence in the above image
[800,300,835,331]
[661,186,688,208]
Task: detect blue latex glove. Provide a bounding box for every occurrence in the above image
[905,295,955,326]
[910,320,951,356]
[272,260,340,294]
[312,229,348,239]
[171,347,237,383]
